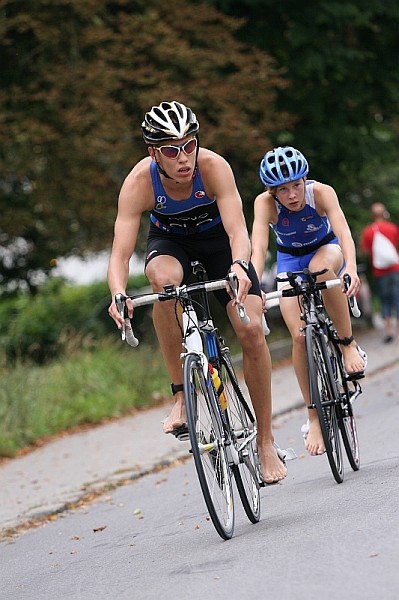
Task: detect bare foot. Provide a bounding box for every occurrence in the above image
[163,392,187,434]
[257,441,287,484]
[305,419,325,456]
[341,342,365,375]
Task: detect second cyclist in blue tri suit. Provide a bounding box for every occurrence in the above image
[251,147,367,456]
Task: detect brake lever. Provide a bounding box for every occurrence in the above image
[227,272,250,324]
[115,293,139,346]
[343,274,361,318]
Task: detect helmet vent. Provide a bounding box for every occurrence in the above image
[259,146,309,187]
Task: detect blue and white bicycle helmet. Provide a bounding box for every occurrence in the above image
[259,146,309,187]
[142,101,199,144]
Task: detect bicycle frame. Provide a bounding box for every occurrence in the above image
[179,264,256,462]
[115,265,256,456]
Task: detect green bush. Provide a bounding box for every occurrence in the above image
[0,274,150,364]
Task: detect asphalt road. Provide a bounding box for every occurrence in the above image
[1,362,398,600]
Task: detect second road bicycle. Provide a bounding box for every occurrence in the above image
[264,268,364,483]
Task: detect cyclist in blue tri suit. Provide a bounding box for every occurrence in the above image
[251,146,367,456]
[107,101,287,483]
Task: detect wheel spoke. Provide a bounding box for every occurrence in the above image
[184,354,234,540]
[329,340,360,471]
[220,352,261,523]
[306,328,344,483]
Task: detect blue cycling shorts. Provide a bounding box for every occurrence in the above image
[276,244,345,290]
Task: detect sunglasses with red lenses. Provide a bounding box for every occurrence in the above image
[155,138,197,159]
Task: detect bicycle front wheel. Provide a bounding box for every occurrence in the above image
[328,343,360,471]
[183,353,234,540]
[220,352,260,524]
[306,327,344,483]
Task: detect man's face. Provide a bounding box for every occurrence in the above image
[150,136,197,181]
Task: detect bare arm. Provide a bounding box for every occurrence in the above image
[107,158,154,325]
[314,182,360,295]
[200,151,251,303]
[251,192,274,281]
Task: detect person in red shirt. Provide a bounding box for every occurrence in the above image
[360,202,399,343]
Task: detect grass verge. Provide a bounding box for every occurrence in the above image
[0,338,169,458]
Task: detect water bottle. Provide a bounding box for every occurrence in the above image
[209,364,227,411]
[183,306,202,353]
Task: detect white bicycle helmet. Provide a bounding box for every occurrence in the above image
[259,146,309,187]
[142,101,199,144]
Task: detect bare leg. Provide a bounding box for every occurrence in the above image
[309,248,365,375]
[145,256,187,434]
[383,316,394,342]
[280,296,326,455]
[228,295,287,483]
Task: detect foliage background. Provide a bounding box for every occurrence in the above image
[1,0,290,292]
[2,0,397,454]
[2,0,399,293]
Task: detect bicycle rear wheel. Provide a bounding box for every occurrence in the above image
[306,327,344,483]
[328,343,360,471]
[340,407,360,471]
[183,353,234,540]
[220,351,260,524]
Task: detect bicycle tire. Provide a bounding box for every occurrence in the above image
[327,341,360,471]
[220,351,261,524]
[183,353,234,540]
[305,327,344,483]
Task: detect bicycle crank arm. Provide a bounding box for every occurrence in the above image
[235,429,257,454]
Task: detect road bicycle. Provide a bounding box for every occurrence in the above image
[115,262,262,540]
[264,268,364,484]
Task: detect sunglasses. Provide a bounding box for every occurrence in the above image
[155,138,197,159]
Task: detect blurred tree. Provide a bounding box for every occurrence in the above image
[206,0,399,234]
[0,0,289,293]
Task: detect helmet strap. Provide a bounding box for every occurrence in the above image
[192,133,200,179]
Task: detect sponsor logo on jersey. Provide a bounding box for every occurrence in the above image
[155,196,167,210]
[195,190,206,198]
[304,223,322,234]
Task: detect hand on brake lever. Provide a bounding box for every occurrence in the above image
[342,270,360,297]
[227,271,250,324]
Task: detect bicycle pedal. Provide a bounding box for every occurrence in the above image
[171,425,189,441]
[345,372,365,382]
[274,443,297,463]
[279,446,298,461]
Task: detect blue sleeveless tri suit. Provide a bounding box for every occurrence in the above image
[149,161,221,235]
[145,162,260,305]
[272,180,342,275]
